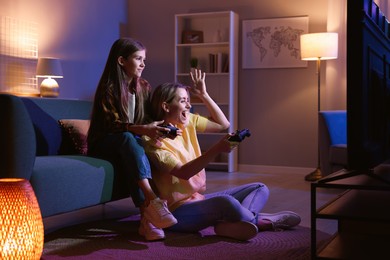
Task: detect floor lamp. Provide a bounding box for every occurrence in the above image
[300,32,338,181]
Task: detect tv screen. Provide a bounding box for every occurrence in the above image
[347,0,390,173]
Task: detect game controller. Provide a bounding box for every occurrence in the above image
[228,129,251,142]
[159,124,179,139]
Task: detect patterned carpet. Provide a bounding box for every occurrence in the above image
[42,214,331,260]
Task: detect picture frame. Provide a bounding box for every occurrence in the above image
[182,30,204,44]
[242,16,309,69]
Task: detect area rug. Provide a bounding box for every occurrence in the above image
[42,214,331,260]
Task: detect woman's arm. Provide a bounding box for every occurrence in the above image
[190,69,230,133]
[169,134,237,180]
[167,69,234,180]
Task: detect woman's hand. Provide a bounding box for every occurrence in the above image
[214,134,239,153]
[144,121,183,140]
[189,68,207,98]
[189,68,230,133]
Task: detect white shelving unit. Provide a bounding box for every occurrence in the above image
[174,11,239,172]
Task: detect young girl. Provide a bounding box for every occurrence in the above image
[143,69,301,240]
[87,38,177,241]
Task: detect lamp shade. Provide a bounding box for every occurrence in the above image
[0,178,44,259]
[36,57,63,78]
[300,32,338,60]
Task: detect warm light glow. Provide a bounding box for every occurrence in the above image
[36,57,63,97]
[0,178,44,259]
[300,32,338,60]
[0,16,39,95]
[40,77,60,97]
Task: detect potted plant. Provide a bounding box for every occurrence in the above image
[190,58,198,73]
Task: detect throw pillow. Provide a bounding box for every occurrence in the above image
[58,119,90,155]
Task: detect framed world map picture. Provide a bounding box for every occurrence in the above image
[242,16,309,69]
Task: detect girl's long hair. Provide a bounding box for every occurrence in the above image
[88,38,151,146]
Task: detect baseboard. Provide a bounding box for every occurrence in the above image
[43,198,138,235]
[238,164,313,175]
[43,205,105,234]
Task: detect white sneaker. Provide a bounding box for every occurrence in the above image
[143,198,178,228]
[139,217,165,241]
[214,221,258,241]
[258,211,301,231]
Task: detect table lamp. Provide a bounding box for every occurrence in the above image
[0,178,44,259]
[300,32,338,181]
[36,57,63,97]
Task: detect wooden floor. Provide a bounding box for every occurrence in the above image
[44,169,338,235]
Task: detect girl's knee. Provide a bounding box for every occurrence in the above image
[120,133,146,153]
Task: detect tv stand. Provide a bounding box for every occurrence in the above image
[318,167,390,186]
[311,168,390,259]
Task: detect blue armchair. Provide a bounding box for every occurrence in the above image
[319,110,348,177]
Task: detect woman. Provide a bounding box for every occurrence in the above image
[87,38,177,241]
[143,69,301,240]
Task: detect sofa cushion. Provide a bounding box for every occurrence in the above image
[30,155,114,217]
[59,119,90,155]
[22,99,62,156]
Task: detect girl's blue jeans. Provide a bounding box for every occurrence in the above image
[168,182,269,232]
[88,132,151,207]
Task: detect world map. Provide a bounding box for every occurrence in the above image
[246,25,304,62]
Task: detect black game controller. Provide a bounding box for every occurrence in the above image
[159,124,179,139]
[228,129,251,142]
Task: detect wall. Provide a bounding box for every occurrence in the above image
[0,0,347,171]
[0,0,128,100]
[128,0,340,170]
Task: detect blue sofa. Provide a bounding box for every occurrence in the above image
[0,94,132,220]
[319,110,348,177]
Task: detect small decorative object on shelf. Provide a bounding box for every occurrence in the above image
[213,29,223,42]
[0,178,44,259]
[190,57,198,73]
[182,30,204,44]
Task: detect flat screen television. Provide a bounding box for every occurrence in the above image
[343,0,390,182]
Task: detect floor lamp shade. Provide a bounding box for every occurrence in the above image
[300,32,338,60]
[0,178,44,259]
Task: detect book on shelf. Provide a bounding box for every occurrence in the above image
[208,52,228,73]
